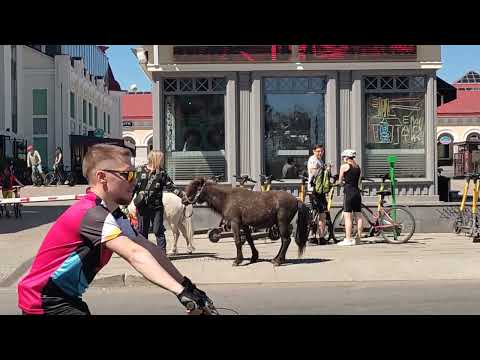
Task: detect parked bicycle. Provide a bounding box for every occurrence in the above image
[306,173,339,245]
[45,165,77,187]
[31,165,44,186]
[332,173,416,244]
[454,172,480,237]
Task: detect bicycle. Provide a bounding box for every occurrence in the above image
[45,165,77,187]
[31,165,44,186]
[307,173,339,245]
[454,172,480,237]
[332,173,416,244]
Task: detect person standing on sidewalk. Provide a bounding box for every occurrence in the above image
[53,147,66,185]
[133,150,184,253]
[307,144,328,245]
[337,149,364,246]
[18,144,211,315]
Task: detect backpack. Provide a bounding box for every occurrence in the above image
[314,167,332,194]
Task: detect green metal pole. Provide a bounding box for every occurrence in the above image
[387,155,397,222]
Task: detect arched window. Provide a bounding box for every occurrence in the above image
[467,132,480,142]
[437,133,453,166]
[124,136,136,146]
[147,137,153,153]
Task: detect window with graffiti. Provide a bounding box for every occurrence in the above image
[363,76,427,178]
[365,93,425,150]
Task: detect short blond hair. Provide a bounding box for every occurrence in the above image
[83,144,132,181]
[147,150,164,170]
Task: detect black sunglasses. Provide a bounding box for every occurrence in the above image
[101,169,136,183]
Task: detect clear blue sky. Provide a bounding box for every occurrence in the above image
[106,45,480,91]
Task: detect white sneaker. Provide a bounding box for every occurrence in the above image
[337,239,356,246]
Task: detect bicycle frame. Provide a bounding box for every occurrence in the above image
[455,173,480,237]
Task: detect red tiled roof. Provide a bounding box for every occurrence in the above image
[122,93,153,120]
[437,88,480,117]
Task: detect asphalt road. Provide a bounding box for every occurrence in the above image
[2,280,480,315]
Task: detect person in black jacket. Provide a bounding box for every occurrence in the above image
[133,151,185,253]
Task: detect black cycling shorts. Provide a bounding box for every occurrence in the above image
[343,187,362,213]
[309,192,328,213]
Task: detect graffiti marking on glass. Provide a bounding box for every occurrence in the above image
[367,95,425,149]
[165,96,176,152]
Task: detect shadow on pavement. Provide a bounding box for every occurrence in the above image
[168,252,218,261]
[213,256,332,266]
[0,205,69,234]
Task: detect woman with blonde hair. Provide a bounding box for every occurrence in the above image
[133,150,186,252]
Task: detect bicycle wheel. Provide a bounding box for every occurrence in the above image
[45,172,55,186]
[454,210,472,234]
[308,208,332,242]
[380,205,416,244]
[332,204,375,242]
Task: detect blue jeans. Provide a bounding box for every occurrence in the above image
[138,208,166,252]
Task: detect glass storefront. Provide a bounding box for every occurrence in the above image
[263,77,325,179]
[163,78,226,181]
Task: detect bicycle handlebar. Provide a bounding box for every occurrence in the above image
[259,174,284,183]
[233,175,257,184]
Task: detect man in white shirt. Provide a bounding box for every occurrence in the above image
[307,144,327,245]
[27,145,46,186]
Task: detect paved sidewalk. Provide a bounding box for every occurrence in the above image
[92,232,480,287]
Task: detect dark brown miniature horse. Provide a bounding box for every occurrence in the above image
[183,178,310,266]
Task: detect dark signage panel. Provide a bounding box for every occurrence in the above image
[173,45,417,63]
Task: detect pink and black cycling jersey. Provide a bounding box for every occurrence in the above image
[17,191,137,314]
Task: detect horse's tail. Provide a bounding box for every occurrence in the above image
[295,200,310,257]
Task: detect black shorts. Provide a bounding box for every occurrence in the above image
[309,192,327,213]
[343,187,362,213]
[22,281,91,315]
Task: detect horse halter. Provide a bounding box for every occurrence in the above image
[185,182,207,205]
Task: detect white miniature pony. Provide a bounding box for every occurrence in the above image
[127,192,195,255]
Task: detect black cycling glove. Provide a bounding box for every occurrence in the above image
[177,287,206,311]
[181,276,209,300]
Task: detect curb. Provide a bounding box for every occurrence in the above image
[90,274,480,288]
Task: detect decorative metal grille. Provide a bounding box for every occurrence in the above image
[163,78,226,93]
[364,75,426,92]
[264,77,326,93]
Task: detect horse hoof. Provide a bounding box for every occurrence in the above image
[250,255,259,264]
[271,259,284,267]
[187,249,193,254]
[232,260,243,267]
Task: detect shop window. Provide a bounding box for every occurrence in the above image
[264,77,326,179]
[164,78,226,180]
[364,76,426,178]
